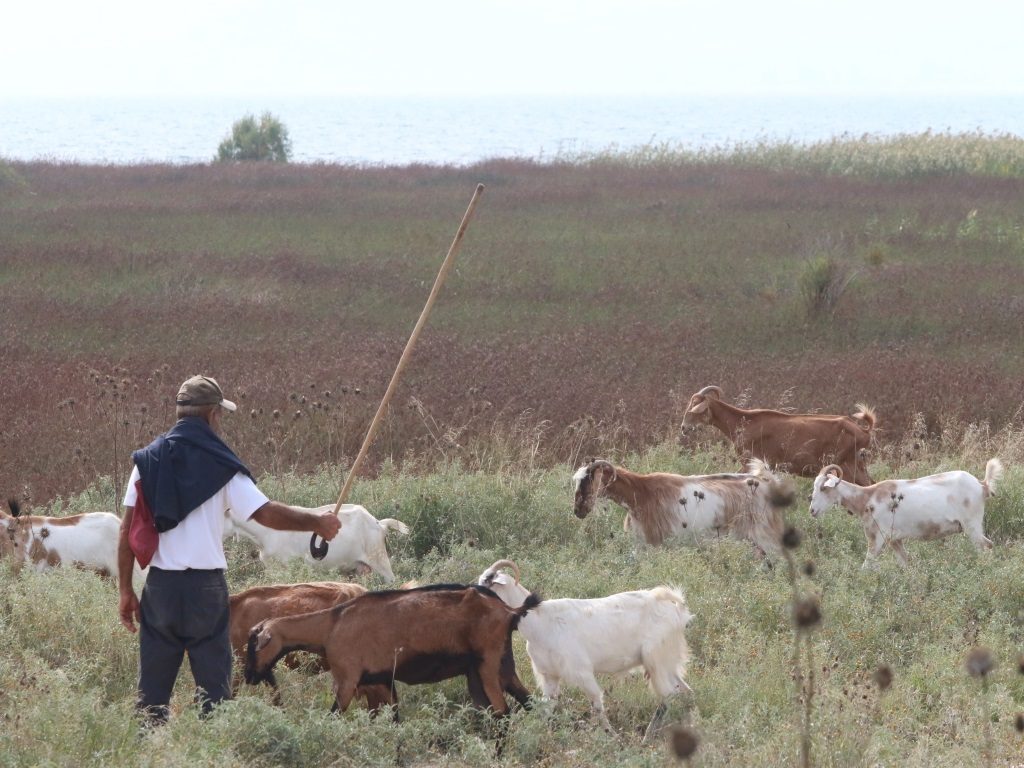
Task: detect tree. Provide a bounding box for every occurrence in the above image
[216,112,292,162]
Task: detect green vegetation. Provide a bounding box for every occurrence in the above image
[1,431,1023,766]
[798,255,858,319]
[217,112,292,163]
[574,130,1024,179]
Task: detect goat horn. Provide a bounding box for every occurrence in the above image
[820,464,843,479]
[696,385,723,399]
[590,459,617,483]
[486,559,520,584]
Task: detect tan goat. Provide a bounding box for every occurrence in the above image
[229,581,393,710]
[682,385,876,484]
[245,584,533,716]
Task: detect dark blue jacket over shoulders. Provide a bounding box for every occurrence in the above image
[132,417,252,533]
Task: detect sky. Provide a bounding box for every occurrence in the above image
[3,0,1023,99]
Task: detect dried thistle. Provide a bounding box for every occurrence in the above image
[781,526,802,550]
[768,476,797,508]
[669,725,699,760]
[1017,652,1024,675]
[966,647,995,678]
[802,561,816,577]
[873,665,894,692]
[793,597,822,630]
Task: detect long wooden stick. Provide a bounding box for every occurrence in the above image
[311,183,485,558]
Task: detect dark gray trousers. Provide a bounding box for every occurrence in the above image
[138,567,232,724]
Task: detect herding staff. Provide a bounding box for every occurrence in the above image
[311,183,486,559]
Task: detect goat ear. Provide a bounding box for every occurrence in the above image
[492,572,509,586]
[822,476,840,489]
[254,627,273,651]
[689,400,709,414]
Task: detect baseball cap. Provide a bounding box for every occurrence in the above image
[175,375,237,412]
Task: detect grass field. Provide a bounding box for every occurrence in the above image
[2,135,1024,765]
[2,135,1024,504]
[1,436,1023,767]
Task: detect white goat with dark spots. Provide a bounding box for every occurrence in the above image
[572,458,785,555]
[477,559,693,741]
[225,503,409,582]
[0,499,133,579]
[809,459,1003,568]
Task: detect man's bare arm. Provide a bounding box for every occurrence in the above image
[117,508,141,633]
[251,501,341,540]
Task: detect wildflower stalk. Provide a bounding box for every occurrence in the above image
[966,647,995,768]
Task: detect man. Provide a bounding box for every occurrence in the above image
[117,374,341,724]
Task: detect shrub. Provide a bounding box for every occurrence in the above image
[216,112,292,163]
[0,159,26,188]
[798,255,857,319]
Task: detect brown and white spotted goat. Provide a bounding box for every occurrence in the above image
[809,460,1003,568]
[0,499,123,577]
[573,459,785,555]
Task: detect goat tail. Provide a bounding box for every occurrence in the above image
[983,458,1004,498]
[379,518,410,535]
[745,458,775,482]
[650,585,689,612]
[851,403,877,432]
[516,593,543,623]
[642,586,692,698]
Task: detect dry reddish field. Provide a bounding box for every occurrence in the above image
[2,160,1022,503]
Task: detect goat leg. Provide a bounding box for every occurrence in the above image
[642,702,668,743]
[505,674,533,711]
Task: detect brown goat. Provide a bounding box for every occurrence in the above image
[245,584,533,716]
[682,386,876,485]
[229,581,392,710]
[573,458,785,553]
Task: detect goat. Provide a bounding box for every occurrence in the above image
[573,458,785,554]
[809,460,1003,568]
[478,559,692,741]
[230,581,391,709]
[0,502,29,563]
[0,499,126,578]
[225,503,409,582]
[245,583,533,716]
[682,385,876,484]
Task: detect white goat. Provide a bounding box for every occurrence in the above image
[0,500,130,578]
[478,559,692,741]
[809,460,1003,568]
[225,503,409,582]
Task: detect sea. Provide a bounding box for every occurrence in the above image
[2,94,1023,166]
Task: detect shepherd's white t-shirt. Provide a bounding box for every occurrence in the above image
[123,466,268,570]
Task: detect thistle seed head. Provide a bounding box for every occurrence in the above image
[670,725,699,760]
[768,476,797,508]
[793,597,822,630]
[965,647,994,678]
[781,526,802,550]
[873,665,893,692]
